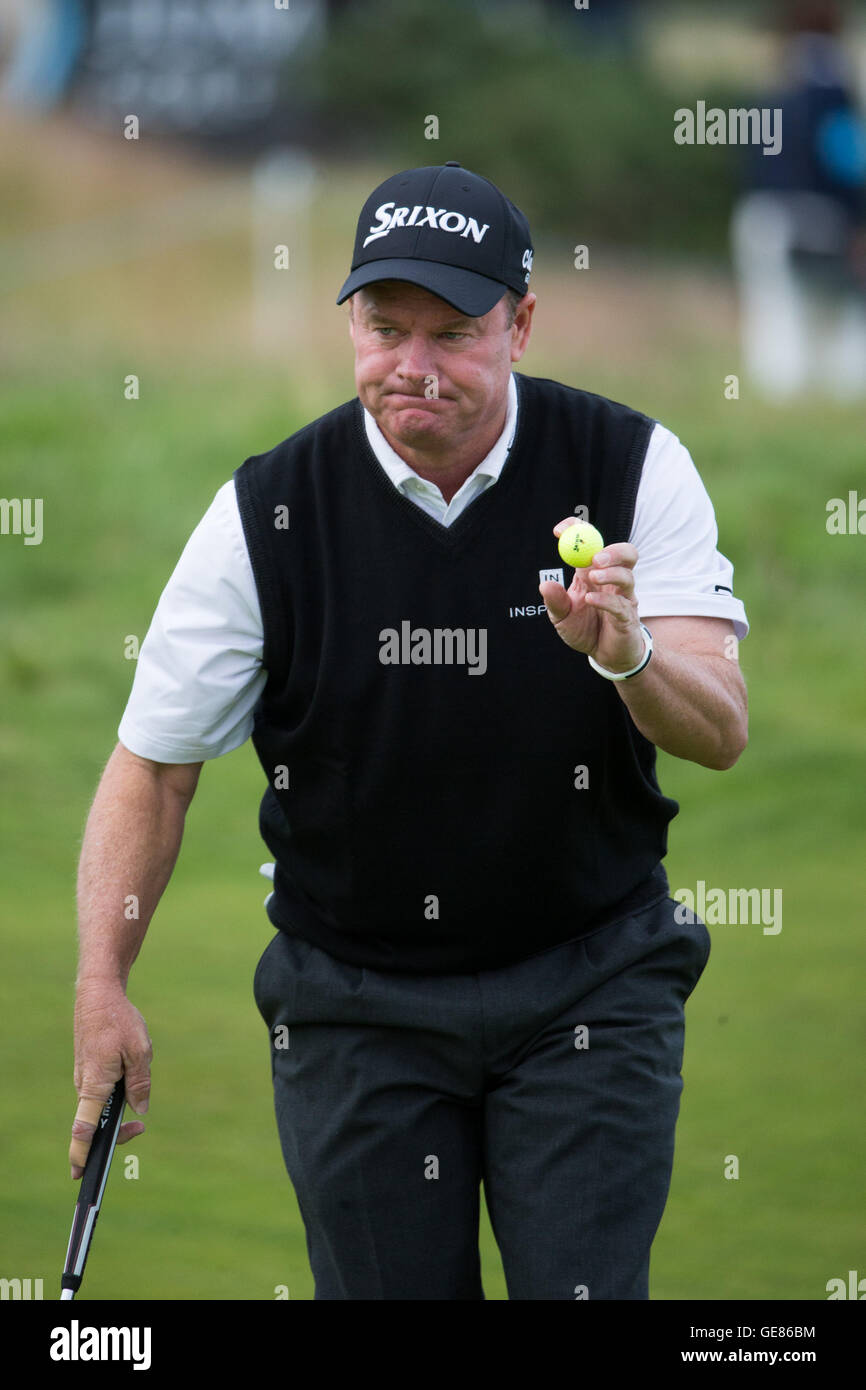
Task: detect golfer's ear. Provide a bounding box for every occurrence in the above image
[511,292,535,361]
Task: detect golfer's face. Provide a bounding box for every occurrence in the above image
[349,282,520,454]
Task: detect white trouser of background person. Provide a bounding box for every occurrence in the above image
[731,189,866,401]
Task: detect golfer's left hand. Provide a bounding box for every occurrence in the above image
[539,519,645,673]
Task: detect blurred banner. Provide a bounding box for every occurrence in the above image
[2,0,326,142]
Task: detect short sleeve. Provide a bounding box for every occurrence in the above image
[117,481,266,762]
[631,424,749,640]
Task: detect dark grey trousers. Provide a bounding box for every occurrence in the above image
[253,892,711,1300]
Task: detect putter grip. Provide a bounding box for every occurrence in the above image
[61,1079,126,1295]
[78,1079,126,1206]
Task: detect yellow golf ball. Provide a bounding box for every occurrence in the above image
[557,522,604,569]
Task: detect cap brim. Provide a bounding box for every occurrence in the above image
[336,259,509,317]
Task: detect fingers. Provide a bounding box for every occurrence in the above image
[117,1119,146,1146]
[70,1053,151,1178]
[585,561,638,623]
[585,588,636,623]
[585,564,636,603]
[124,1064,151,1118]
[71,991,154,1177]
[587,543,638,569]
[70,1096,148,1180]
[69,1089,114,1179]
[537,579,571,622]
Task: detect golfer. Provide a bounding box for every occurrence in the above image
[70,162,749,1300]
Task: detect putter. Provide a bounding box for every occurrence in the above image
[61,1078,126,1300]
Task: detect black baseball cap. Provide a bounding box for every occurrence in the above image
[336,162,534,317]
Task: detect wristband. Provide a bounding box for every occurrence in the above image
[587,623,654,681]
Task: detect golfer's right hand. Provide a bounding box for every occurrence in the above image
[70,983,152,1179]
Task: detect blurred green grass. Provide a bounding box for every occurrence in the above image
[1,355,864,1301]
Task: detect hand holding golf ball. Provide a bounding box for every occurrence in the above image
[539,518,647,672]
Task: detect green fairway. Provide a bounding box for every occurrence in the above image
[1,356,863,1302]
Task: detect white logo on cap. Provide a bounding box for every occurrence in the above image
[362,201,491,249]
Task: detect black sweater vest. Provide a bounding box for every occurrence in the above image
[234,372,677,973]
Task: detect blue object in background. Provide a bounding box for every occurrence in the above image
[817,109,866,186]
[1,0,88,108]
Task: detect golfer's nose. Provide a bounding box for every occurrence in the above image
[396,333,434,384]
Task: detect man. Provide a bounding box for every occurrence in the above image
[70,162,748,1300]
[731,0,866,399]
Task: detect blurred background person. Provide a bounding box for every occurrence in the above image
[731,0,866,400]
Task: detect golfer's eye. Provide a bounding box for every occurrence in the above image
[440,332,466,341]
[373,327,398,338]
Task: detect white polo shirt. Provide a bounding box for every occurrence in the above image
[118,373,749,763]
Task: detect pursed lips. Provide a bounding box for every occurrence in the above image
[384,392,451,404]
